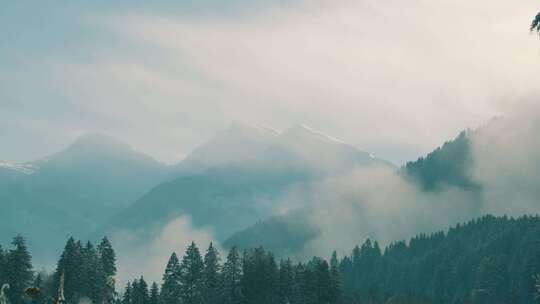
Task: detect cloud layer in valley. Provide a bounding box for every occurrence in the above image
[286,96,540,258]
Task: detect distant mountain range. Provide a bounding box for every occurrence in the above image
[0,124,393,264]
[97,123,393,251]
[1,122,495,265]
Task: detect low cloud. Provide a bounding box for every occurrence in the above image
[299,165,475,257]
[471,96,540,216]
[112,215,217,286]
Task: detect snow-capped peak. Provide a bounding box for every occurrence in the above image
[0,161,38,175]
[285,124,347,145]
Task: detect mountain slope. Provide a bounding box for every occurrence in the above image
[223,210,320,257]
[0,133,170,263]
[402,130,480,191]
[223,128,485,257]
[100,124,392,248]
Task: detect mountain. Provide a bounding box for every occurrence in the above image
[402,130,480,191]
[223,210,320,257]
[173,123,280,175]
[175,123,392,175]
[99,123,393,249]
[0,133,170,264]
[222,128,484,257]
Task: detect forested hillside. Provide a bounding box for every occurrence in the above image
[402,131,479,192]
[3,215,540,304]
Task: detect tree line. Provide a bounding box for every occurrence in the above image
[2,215,540,304]
[125,242,342,304]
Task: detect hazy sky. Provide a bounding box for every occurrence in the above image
[1,0,539,165]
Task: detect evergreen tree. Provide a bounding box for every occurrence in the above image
[203,243,220,304]
[161,253,180,304]
[310,257,332,304]
[473,255,509,304]
[6,235,33,304]
[220,246,243,304]
[178,242,204,304]
[241,247,279,304]
[329,252,343,304]
[132,277,149,304]
[98,237,117,278]
[294,263,315,304]
[122,282,133,304]
[97,238,117,304]
[149,282,159,304]
[54,238,84,303]
[278,259,295,304]
[81,241,105,303]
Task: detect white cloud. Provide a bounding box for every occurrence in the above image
[3,0,540,164]
[112,215,217,286]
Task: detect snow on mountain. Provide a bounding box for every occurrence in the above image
[287,123,347,145]
[0,161,38,175]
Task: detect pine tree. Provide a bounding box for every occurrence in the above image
[6,235,33,304]
[132,277,149,304]
[278,259,294,304]
[54,238,85,303]
[293,263,313,304]
[149,282,159,304]
[241,247,279,304]
[310,257,332,304]
[97,237,117,304]
[220,246,243,304]
[329,251,342,304]
[122,282,133,304]
[82,241,105,303]
[161,253,180,304]
[203,243,220,304]
[178,242,204,304]
[98,237,117,278]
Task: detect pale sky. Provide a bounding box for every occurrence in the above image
[1,0,539,165]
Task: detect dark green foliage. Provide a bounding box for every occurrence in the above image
[5,235,33,304]
[241,247,279,304]
[81,241,105,303]
[131,277,149,304]
[160,253,180,304]
[337,215,540,303]
[53,238,84,303]
[329,251,343,303]
[403,131,479,191]
[278,259,295,303]
[122,282,133,304]
[532,12,540,32]
[98,237,117,278]
[220,246,243,304]
[149,282,160,304]
[52,237,117,304]
[203,243,220,304]
[178,242,205,304]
